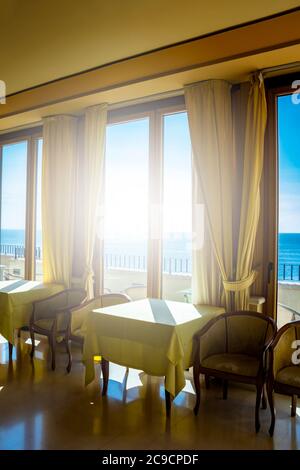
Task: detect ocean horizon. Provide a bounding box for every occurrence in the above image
[0,229,299,280]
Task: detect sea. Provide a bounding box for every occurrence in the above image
[0,230,298,280]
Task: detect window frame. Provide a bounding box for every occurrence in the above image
[0,128,42,280]
[102,97,188,298]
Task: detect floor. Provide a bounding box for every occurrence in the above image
[0,332,299,450]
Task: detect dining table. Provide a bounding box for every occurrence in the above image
[0,280,64,354]
[82,298,225,416]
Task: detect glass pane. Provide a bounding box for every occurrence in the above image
[162,112,192,301]
[103,118,149,298]
[277,94,300,327]
[35,139,43,280]
[0,141,27,280]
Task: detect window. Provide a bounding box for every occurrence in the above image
[0,132,43,282]
[162,112,192,301]
[277,94,300,326]
[103,118,149,297]
[0,141,28,280]
[35,138,43,280]
[102,100,192,301]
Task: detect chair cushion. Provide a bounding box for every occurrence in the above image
[276,366,300,388]
[34,313,68,332]
[201,353,260,377]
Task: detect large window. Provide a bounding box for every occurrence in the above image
[35,138,43,281]
[0,133,42,282]
[102,102,192,301]
[0,141,28,280]
[103,118,149,297]
[162,112,192,301]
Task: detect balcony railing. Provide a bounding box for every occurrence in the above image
[104,253,191,275]
[278,263,300,281]
[0,244,42,260]
[0,244,298,281]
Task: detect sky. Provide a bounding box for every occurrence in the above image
[1,100,299,237]
[278,94,300,233]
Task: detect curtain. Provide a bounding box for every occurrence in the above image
[42,105,107,295]
[185,80,235,310]
[42,115,78,286]
[184,74,267,310]
[77,104,107,298]
[234,74,267,309]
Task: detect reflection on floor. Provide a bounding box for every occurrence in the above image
[0,333,299,450]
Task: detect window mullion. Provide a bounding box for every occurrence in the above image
[25,137,37,280]
[147,111,163,298]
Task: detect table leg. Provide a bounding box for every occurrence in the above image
[101,358,109,396]
[165,389,171,418]
[8,342,13,359]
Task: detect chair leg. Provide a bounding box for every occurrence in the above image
[267,380,275,436]
[193,364,201,415]
[205,374,210,389]
[65,335,72,374]
[261,383,267,410]
[29,327,35,358]
[291,395,297,417]
[8,342,13,359]
[101,358,109,396]
[165,389,171,418]
[222,380,228,400]
[50,332,56,371]
[255,383,263,433]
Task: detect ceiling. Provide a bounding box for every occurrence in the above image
[1,0,300,95]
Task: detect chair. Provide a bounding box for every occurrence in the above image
[267,320,300,436]
[29,288,87,372]
[70,292,131,346]
[124,285,146,300]
[193,311,276,432]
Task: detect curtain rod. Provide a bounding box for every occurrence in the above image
[260,61,300,76]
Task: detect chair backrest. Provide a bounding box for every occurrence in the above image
[33,288,87,321]
[124,285,147,300]
[271,320,300,372]
[100,293,131,307]
[197,311,276,360]
[225,311,276,357]
[70,293,130,336]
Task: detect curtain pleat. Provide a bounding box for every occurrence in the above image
[185,75,267,310]
[42,105,107,296]
[42,115,77,286]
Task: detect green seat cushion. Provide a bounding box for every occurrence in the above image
[276,366,300,388]
[202,353,260,377]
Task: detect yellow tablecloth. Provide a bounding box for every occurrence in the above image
[83,299,225,397]
[0,280,64,344]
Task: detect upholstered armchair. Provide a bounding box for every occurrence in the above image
[70,292,131,346]
[29,288,87,372]
[267,320,300,436]
[193,311,276,432]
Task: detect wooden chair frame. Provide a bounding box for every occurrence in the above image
[267,320,300,436]
[193,311,276,432]
[29,288,87,372]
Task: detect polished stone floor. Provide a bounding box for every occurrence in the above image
[0,332,299,450]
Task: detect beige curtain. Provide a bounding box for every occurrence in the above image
[234,74,267,309]
[185,80,235,310]
[42,115,78,286]
[42,105,107,294]
[184,74,267,310]
[77,104,107,298]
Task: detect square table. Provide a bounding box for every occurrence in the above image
[0,280,64,350]
[83,298,225,416]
